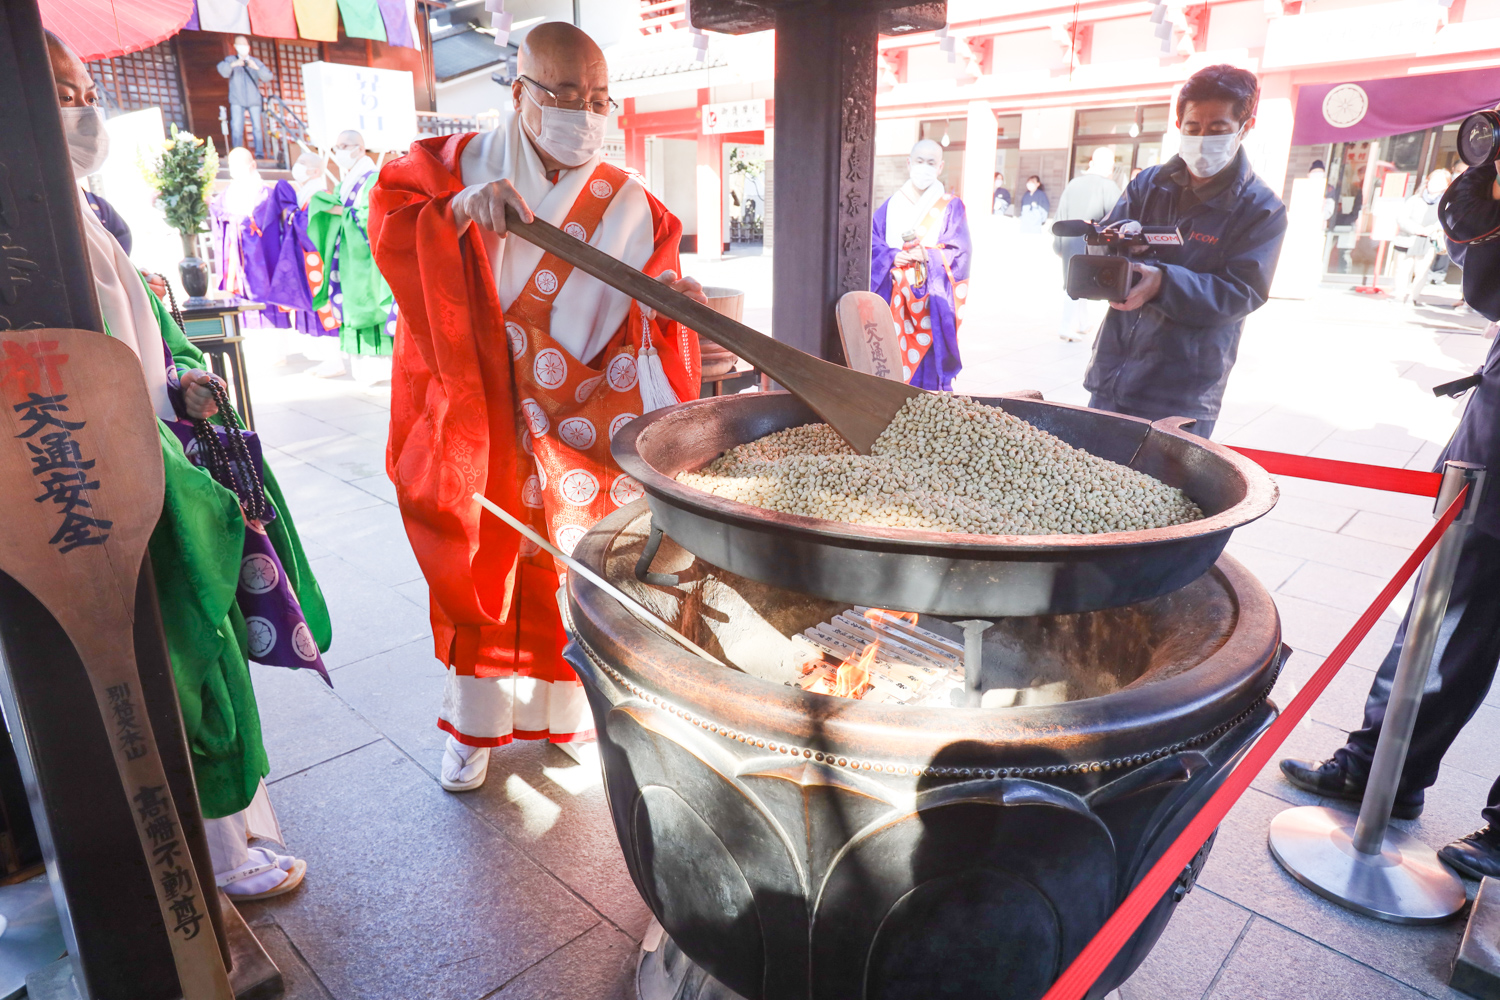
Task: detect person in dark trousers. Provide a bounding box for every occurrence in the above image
[1019,175,1050,233]
[1282,160,1500,879]
[217,36,272,159]
[1083,64,1287,439]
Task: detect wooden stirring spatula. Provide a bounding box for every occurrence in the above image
[504,206,924,454]
[0,329,233,1000]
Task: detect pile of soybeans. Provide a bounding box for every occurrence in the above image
[676,393,1204,536]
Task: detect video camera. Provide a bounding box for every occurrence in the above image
[1052,219,1184,301]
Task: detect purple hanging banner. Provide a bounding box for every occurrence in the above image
[377,0,414,48]
[1292,67,1500,146]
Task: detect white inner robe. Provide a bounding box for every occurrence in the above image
[458,111,656,364]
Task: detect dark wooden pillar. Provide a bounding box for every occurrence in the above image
[770,4,877,363]
[689,0,945,363]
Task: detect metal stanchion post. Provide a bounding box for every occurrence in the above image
[1268,461,1485,924]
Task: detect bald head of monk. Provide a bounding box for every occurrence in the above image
[512,21,611,171]
[45,30,98,108]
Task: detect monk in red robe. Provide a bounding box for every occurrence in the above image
[369,22,704,791]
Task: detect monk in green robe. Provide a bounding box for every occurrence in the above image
[307,129,397,361]
[51,33,330,902]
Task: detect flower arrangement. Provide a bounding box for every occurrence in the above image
[143,125,218,257]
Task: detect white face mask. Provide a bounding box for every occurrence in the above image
[332,147,361,172]
[60,105,110,179]
[1178,127,1243,180]
[292,162,315,184]
[909,161,940,190]
[522,89,605,168]
[235,44,250,58]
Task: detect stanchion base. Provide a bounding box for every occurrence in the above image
[1269,805,1466,924]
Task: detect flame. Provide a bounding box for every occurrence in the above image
[833,640,878,699]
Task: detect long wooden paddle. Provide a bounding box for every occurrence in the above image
[504,206,924,454]
[0,329,233,1000]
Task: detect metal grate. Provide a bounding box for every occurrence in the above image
[88,41,187,131]
[273,41,319,122]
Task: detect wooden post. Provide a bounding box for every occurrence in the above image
[770,4,879,362]
[687,1,944,361]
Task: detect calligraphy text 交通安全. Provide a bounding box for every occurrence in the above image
[13,392,112,554]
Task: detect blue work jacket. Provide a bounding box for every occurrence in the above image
[1083,151,1288,422]
[1437,227,1500,539]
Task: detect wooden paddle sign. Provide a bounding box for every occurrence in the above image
[0,329,232,1000]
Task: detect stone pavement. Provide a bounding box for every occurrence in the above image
[230,222,1494,999]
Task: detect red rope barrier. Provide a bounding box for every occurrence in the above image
[1039,484,1470,1000]
[1228,446,1444,497]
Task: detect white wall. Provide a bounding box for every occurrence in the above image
[436,72,511,118]
[990,28,1058,72]
[660,137,698,236]
[1206,1,1269,51]
[1089,15,1154,63]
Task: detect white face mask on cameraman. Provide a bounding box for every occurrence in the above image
[60,105,110,179]
[1178,126,1243,180]
[522,87,606,168]
[909,160,940,191]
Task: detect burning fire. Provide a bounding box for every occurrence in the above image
[832,640,878,698]
[830,609,917,698]
[794,606,964,704]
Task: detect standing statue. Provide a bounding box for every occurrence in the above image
[217,36,272,159]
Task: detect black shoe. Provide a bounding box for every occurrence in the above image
[1440,829,1500,880]
[1278,757,1424,820]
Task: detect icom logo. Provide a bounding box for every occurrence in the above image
[1322,84,1368,129]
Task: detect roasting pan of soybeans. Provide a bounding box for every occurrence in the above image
[611,392,1278,618]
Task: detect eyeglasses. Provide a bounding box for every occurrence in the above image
[519,76,618,117]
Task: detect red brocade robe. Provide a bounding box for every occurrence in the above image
[369,133,700,686]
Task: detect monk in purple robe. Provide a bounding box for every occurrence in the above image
[870,138,971,391]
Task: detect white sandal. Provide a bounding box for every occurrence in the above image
[441,736,490,792]
[219,846,307,902]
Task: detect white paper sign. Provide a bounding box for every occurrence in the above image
[703,99,766,135]
[301,61,418,152]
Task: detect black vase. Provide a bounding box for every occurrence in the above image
[178,256,210,300]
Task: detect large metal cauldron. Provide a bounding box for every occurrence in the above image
[564,505,1284,1000]
[613,392,1278,616]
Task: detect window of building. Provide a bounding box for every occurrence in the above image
[88,41,188,132]
[1071,103,1169,189]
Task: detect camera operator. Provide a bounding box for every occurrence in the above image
[1281,151,1500,879]
[1083,65,1287,438]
